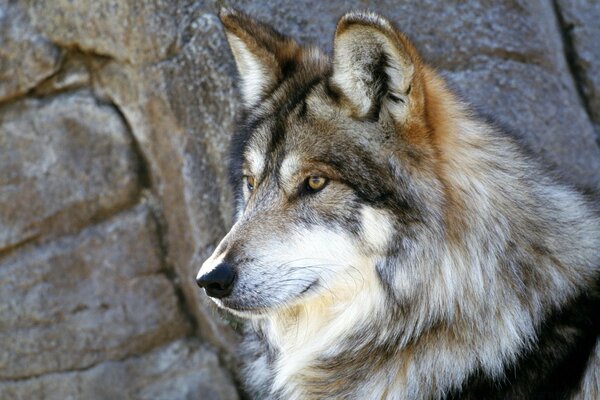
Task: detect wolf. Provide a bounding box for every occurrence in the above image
[196,8,600,399]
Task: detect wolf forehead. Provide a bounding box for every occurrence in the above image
[239,96,387,173]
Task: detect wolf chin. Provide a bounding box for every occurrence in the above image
[196,8,600,399]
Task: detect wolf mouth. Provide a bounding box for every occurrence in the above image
[219,279,319,315]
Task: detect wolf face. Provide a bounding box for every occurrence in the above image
[196,10,445,318]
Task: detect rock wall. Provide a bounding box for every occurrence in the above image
[1,1,599,398]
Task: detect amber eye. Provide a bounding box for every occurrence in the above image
[244,175,256,192]
[306,175,328,192]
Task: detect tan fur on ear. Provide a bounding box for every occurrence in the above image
[219,8,301,108]
[331,12,424,123]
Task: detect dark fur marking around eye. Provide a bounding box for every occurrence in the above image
[310,145,421,225]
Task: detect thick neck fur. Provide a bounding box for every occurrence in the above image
[243,69,600,400]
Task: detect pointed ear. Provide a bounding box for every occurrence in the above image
[219,8,301,108]
[331,12,421,121]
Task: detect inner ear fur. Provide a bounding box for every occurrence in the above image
[331,12,424,122]
[219,8,301,108]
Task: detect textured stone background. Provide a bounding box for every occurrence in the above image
[1,0,599,398]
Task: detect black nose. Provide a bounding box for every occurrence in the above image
[196,263,236,298]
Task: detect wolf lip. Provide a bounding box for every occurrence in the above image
[218,299,270,316]
[217,280,318,315]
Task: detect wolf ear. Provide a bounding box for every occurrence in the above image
[219,8,301,108]
[331,12,420,121]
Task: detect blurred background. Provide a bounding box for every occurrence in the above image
[1,1,599,399]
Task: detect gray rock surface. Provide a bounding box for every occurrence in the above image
[0,338,239,400]
[91,12,240,362]
[0,1,62,102]
[1,0,599,398]
[32,54,90,96]
[0,205,189,379]
[556,0,600,131]
[0,92,140,251]
[27,0,193,65]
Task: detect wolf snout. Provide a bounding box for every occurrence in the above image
[196,262,236,298]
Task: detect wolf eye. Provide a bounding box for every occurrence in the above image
[306,175,328,192]
[244,175,256,192]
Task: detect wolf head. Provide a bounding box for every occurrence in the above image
[196,8,451,318]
